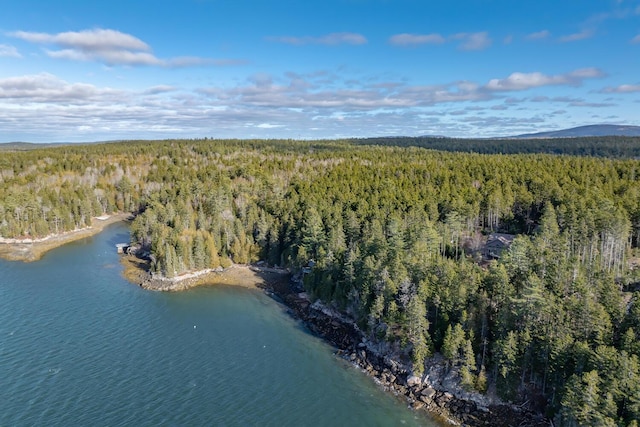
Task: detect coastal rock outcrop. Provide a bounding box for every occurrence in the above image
[125,259,548,426]
[271,278,549,427]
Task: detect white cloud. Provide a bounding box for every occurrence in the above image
[600,84,640,93]
[526,30,550,41]
[0,44,21,58]
[256,123,284,128]
[632,34,640,44]
[486,72,555,91]
[268,32,367,46]
[558,29,594,42]
[10,29,150,51]
[388,31,493,50]
[530,96,583,103]
[485,68,605,91]
[45,48,163,66]
[320,33,367,45]
[197,73,492,110]
[1,67,601,121]
[570,68,605,78]
[569,101,615,107]
[0,73,118,101]
[8,28,243,67]
[388,33,445,46]
[451,32,492,51]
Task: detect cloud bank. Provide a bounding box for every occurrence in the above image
[0,66,611,141]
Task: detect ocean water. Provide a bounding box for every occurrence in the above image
[0,222,435,426]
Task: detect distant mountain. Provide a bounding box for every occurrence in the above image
[0,142,68,150]
[513,124,640,139]
[0,142,41,151]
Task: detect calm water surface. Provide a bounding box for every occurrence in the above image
[0,222,436,426]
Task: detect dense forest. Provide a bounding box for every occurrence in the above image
[358,135,640,158]
[1,137,640,425]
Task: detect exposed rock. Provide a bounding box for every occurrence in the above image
[419,394,433,404]
[421,387,437,399]
[412,401,426,410]
[263,274,549,427]
[407,375,422,388]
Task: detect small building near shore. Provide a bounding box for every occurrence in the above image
[116,243,129,254]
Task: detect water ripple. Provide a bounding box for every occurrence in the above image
[0,223,434,427]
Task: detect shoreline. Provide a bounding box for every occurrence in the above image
[0,213,132,262]
[120,257,548,426]
[119,255,292,293]
[24,218,546,427]
[263,277,548,427]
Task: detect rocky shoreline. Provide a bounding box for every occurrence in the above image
[140,268,227,291]
[121,259,293,293]
[123,257,549,427]
[266,276,550,427]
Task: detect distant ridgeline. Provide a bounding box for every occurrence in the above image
[355,135,640,158]
[1,138,640,425]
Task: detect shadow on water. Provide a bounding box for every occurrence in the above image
[104,223,132,249]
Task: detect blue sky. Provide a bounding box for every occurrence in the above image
[1,0,639,142]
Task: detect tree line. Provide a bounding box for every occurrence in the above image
[358,135,640,158]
